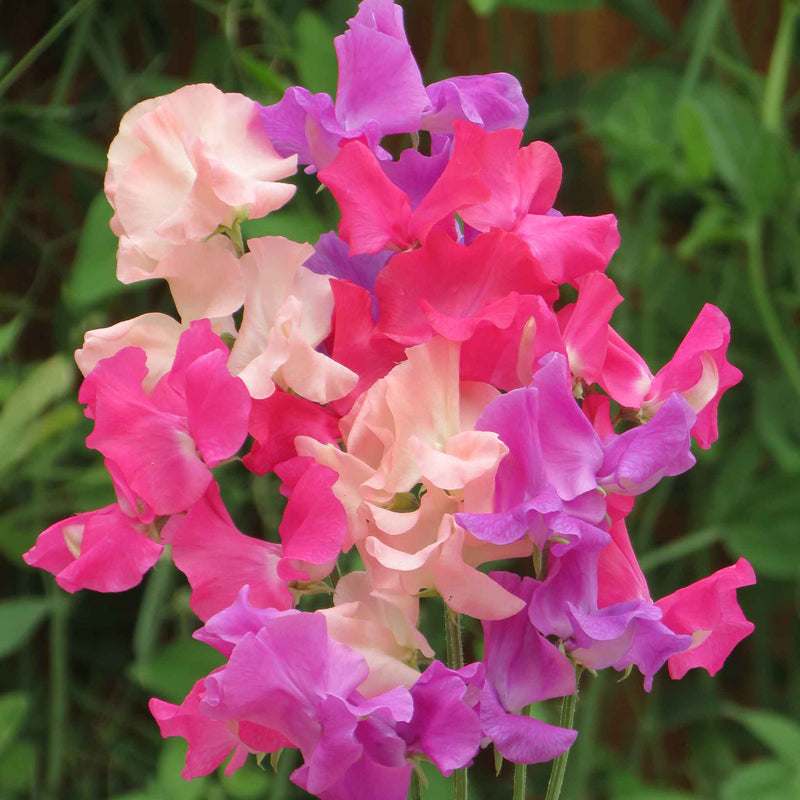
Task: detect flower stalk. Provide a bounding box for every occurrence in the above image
[544,668,583,800]
[445,605,468,800]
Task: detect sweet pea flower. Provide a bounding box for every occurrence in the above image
[298,337,527,619]
[642,304,743,448]
[79,320,251,516]
[167,482,292,622]
[456,354,697,550]
[149,675,291,779]
[75,313,184,393]
[75,238,242,391]
[441,121,620,285]
[320,571,433,696]
[480,572,579,764]
[657,558,756,679]
[197,604,416,799]
[106,83,297,281]
[23,503,163,594]
[260,0,428,173]
[375,228,557,346]
[227,236,358,403]
[260,0,527,174]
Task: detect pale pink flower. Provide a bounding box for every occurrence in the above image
[299,338,526,619]
[228,236,358,402]
[319,571,433,696]
[105,83,297,281]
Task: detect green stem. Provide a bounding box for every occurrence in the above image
[133,551,174,668]
[638,526,722,572]
[49,0,95,107]
[46,586,71,797]
[762,0,800,133]
[512,704,534,798]
[544,669,583,800]
[444,606,467,800]
[567,671,603,799]
[410,768,423,800]
[679,0,726,99]
[745,221,800,400]
[512,756,527,800]
[0,0,97,99]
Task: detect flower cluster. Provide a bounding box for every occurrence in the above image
[24,2,755,798]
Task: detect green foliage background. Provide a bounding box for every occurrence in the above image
[0,1,798,798]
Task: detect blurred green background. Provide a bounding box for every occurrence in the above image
[1,0,798,798]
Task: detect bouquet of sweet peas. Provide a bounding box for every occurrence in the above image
[24,1,756,798]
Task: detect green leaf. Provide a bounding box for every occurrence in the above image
[63,192,125,309]
[725,705,800,767]
[467,0,499,12]
[484,0,600,9]
[721,759,799,800]
[0,356,75,477]
[235,51,289,98]
[155,738,209,800]
[611,771,702,799]
[0,317,23,358]
[677,203,745,260]
[13,402,83,472]
[0,597,50,659]
[605,0,675,43]
[294,11,337,97]
[0,356,74,473]
[724,475,800,578]
[754,375,800,473]
[0,692,30,754]
[219,763,270,798]
[693,84,797,214]
[130,637,224,704]
[675,98,713,182]
[242,209,330,245]
[0,740,36,792]
[4,121,106,172]
[581,70,680,200]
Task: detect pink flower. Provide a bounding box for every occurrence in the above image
[643,304,743,448]
[105,84,297,281]
[75,313,184,393]
[227,236,358,402]
[167,482,292,622]
[320,571,433,696]
[375,228,556,346]
[23,504,163,594]
[299,338,527,619]
[80,320,251,516]
[149,676,291,779]
[657,558,756,679]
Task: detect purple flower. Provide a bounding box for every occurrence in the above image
[260,0,528,173]
[479,572,578,764]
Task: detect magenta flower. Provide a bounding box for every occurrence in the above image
[260,0,527,174]
[480,572,579,764]
[657,558,756,678]
[167,482,292,622]
[79,319,251,516]
[23,503,163,594]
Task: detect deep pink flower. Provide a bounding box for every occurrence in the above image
[243,388,341,476]
[23,504,163,594]
[149,676,291,779]
[643,304,743,448]
[657,558,756,679]
[167,482,292,621]
[80,320,251,516]
[275,456,349,582]
[375,228,556,346]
